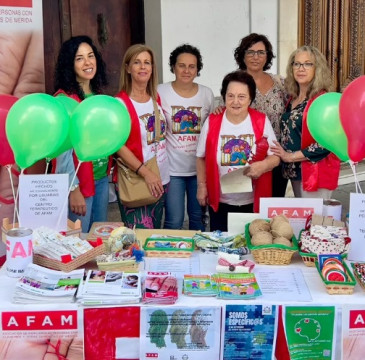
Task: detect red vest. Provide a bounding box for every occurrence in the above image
[205,108,272,213]
[52,90,112,197]
[301,92,340,191]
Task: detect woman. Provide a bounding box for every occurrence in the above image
[270,45,340,199]
[158,44,214,231]
[53,35,111,233]
[196,70,279,232]
[115,44,169,229]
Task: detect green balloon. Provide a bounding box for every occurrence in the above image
[70,95,131,161]
[47,96,79,159]
[6,93,69,169]
[307,92,349,162]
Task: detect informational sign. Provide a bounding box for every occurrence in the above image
[223,304,277,360]
[19,174,68,231]
[260,198,323,238]
[342,305,365,360]
[348,193,365,261]
[284,306,336,360]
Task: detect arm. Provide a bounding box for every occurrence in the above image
[245,155,280,179]
[196,157,208,206]
[117,146,163,198]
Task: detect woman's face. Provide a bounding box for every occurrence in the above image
[127,51,152,84]
[244,41,267,73]
[173,53,198,84]
[292,51,315,87]
[225,81,251,118]
[74,42,97,82]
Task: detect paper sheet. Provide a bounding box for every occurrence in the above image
[228,212,261,234]
[220,167,252,194]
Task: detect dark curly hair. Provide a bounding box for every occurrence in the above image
[169,44,203,76]
[221,70,256,105]
[234,33,275,71]
[54,35,108,99]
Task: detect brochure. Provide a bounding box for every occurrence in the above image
[183,274,218,296]
[142,272,178,305]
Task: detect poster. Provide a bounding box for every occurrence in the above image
[284,306,336,360]
[348,193,365,261]
[342,305,365,360]
[223,304,277,360]
[140,306,221,360]
[0,308,83,360]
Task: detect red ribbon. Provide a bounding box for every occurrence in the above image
[45,339,68,360]
[218,258,255,272]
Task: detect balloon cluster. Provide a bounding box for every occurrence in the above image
[307,76,365,163]
[0,93,131,169]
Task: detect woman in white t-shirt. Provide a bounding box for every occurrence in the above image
[115,44,169,229]
[196,70,280,231]
[158,44,214,231]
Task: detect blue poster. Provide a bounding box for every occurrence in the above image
[223,304,277,360]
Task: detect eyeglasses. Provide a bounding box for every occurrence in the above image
[292,62,314,70]
[245,50,267,57]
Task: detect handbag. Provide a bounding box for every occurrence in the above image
[116,99,161,208]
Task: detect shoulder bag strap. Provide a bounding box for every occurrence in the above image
[152,99,161,143]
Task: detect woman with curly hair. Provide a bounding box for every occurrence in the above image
[52,35,111,233]
[271,45,340,198]
[158,44,214,231]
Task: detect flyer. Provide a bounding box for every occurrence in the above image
[223,304,277,360]
[283,306,336,360]
[342,304,365,360]
[140,306,221,360]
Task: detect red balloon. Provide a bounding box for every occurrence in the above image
[0,94,18,166]
[339,76,365,162]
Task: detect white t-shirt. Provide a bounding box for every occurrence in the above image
[118,97,170,185]
[196,111,277,205]
[157,82,215,176]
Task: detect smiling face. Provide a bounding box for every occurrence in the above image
[74,42,97,83]
[225,81,251,119]
[244,41,267,73]
[293,51,315,87]
[173,52,198,84]
[127,51,152,84]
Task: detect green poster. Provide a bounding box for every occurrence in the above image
[284,306,335,360]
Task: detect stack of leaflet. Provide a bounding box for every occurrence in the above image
[216,273,262,300]
[142,272,178,305]
[76,270,141,305]
[12,263,84,304]
[183,274,218,296]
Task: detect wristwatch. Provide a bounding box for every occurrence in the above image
[70,184,79,192]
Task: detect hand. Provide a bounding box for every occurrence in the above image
[213,105,225,115]
[245,161,267,179]
[69,187,87,216]
[142,168,164,198]
[197,183,208,206]
[0,31,45,97]
[270,140,292,162]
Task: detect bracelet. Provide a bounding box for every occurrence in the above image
[135,163,144,174]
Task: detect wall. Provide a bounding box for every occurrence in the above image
[145,0,298,96]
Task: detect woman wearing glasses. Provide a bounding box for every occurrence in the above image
[270,46,340,198]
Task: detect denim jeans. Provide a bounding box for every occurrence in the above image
[164,175,205,231]
[69,176,109,233]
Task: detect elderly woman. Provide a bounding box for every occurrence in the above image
[270,46,340,198]
[115,44,169,229]
[196,70,279,232]
[158,44,214,231]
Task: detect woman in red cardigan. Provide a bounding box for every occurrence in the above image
[270,46,340,198]
[196,70,279,232]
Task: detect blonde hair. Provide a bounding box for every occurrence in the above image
[119,44,158,100]
[284,45,332,99]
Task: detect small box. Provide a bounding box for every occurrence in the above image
[87,221,124,242]
[143,237,194,258]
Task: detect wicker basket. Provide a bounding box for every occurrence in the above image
[315,261,356,295]
[33,243,105,272]
[97,260,139,272]
[351,263,365,291]
[245,223,298,265]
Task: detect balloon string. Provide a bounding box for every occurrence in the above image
[349,161,363,194]
[45,158,50,174]
[14,169,24,226]
[56,161,82,230]
[5,165,20,228]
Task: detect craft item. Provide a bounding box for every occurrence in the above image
[351,262,365,291]
[216,251,255,273]
[143,237,194,257]
[6,228,33,278]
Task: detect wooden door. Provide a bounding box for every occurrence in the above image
[299,0,365,92]
[42,0,144,96]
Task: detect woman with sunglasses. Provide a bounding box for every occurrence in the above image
[270,46,340,198]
